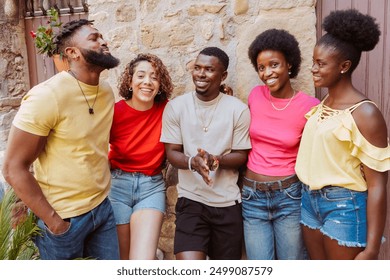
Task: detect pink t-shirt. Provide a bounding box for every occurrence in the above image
[247,85,320,176]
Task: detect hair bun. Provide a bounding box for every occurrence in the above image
[323,9,380,51]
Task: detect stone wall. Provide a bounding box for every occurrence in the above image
[89,0,317,101]
[0,0,29,186]
[0,0,318,259]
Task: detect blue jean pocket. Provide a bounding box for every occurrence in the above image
[150,173,163,183]
[38,218,72,237]
[283,181,302,200]
[322,187,354,202]
[241,186,254,200]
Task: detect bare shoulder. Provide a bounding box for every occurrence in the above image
[352,102,388,148]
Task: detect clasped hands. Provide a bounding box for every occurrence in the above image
[190,148,220,186]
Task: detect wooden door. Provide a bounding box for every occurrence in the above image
[25,12,87,88]
[316,0,390,260]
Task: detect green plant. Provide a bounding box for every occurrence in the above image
[30,8,62,57]
[0,188,40,260]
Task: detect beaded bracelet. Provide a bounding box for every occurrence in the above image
[188,156,196,172]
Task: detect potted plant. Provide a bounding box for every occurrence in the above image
[29,7,69,71]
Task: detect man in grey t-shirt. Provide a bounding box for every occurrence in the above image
[161,47,251,260]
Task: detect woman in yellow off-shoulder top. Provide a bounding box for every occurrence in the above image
[295,9,390,260]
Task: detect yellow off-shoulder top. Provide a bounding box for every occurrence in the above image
[295,99,390,191]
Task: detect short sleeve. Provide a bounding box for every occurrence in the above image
[12,85,59,136]
[160,101,183,145]
[232,107,251,150]
[333,115,390,172]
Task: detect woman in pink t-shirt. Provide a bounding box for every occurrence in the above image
[242,29,319,260]
[108,54,173,259]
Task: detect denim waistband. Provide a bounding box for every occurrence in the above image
[301,183,366,195]
[243,174,299,191]
[111,168,161,177]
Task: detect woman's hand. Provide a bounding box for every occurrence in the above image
[354,248,379,260]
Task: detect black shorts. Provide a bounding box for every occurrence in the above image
[174,197,243,260]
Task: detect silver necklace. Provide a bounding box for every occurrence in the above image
[269,90,296,111]
[69,70,99,114]
[193,92,222,132]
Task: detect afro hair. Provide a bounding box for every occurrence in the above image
[248,29,301,78]
[317,9,380,73]
[322,9,380,52]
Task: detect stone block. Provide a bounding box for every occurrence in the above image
[158,236,174,253]
[234,0,249,15]
[166,185,178,206]
[188,4,225,16]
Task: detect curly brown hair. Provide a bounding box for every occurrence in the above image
[118,53,173,102]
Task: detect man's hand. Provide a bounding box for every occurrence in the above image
[191,148,219,186]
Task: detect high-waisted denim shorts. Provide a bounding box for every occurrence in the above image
[301,184,368,247]
[109,169,166,225]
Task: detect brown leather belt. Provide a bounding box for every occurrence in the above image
[242,174,299,191]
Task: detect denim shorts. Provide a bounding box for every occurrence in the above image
[301,184,368,247]
[109,169,166,225]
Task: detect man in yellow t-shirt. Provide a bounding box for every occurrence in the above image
[2,19,120,260]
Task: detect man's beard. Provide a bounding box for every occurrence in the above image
[80,48,120,69]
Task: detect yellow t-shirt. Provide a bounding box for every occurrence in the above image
[296,100,390,191]
[13,71,114,218]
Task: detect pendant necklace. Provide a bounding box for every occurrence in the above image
[193,92,222,132]
[69,70,99,114]
[269,90,296,111]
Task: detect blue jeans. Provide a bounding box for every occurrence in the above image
[242,180,305,260]
[34,197,119,260]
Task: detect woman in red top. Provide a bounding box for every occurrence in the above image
[109,53,173,259]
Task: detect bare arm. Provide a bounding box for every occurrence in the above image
[2,126,69,234]
[357,166,387,259]
[353,104,388,259]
